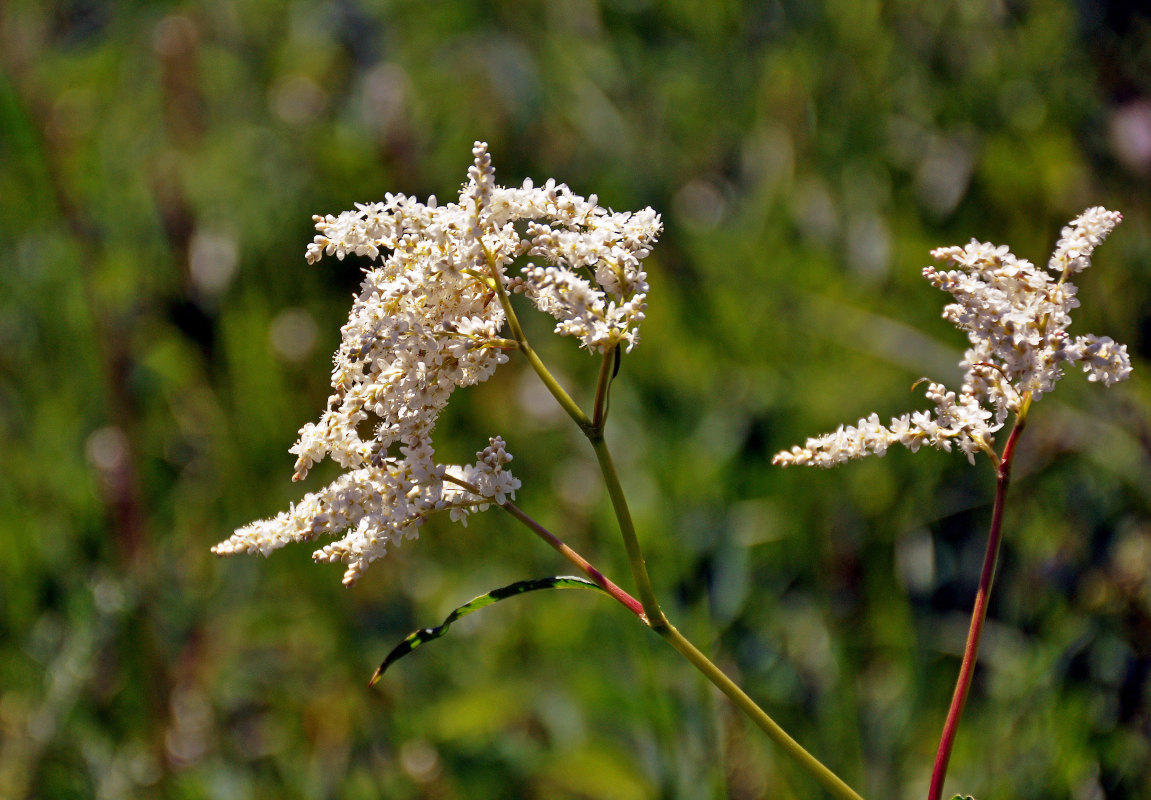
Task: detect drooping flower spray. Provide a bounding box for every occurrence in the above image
[213,143,657,584]
[214,144,865,800]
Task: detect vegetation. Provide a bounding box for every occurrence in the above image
[1,1,1149,798]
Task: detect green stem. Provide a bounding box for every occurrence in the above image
[492,481,865,800]
[484,249,863,799]
[589,434,863,800]
[588,435,666,626]
[927,394,1031,800]
[592,347,616,429]
[657,623,866,800]
[485,251,591,431]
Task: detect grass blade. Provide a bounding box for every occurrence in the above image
[370,576,603,685]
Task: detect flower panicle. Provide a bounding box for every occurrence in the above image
[773,208,1130,469]
[1047,206,1122,277]
[214,143,660,584]
[212,437,520,586]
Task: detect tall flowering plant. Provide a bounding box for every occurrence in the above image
[774,207,1129,799]
[214,143,1129,800]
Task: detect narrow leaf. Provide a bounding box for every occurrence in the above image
[370,576,603,685]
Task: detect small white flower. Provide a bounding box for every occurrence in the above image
[774,208,1129,469]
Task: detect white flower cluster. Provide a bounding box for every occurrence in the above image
[443,437,520,523]
[213,437,520,586]
[214,143,660,583]
[774,208,1130,469]
[514,202,659,352]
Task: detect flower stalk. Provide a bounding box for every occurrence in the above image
[658,622,865,800]
[927,395,1030,800]
[774,210,1127,797]
[494,261,863,798]
[497,495,645,619]
[588,435,666,626]
[485,248,593,432]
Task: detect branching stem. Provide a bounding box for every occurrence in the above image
[480,245,864,800]
[484,250,591,431]
[486,479,865,800]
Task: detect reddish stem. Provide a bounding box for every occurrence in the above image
[441,474,646,619]
[927,407,1028,800]
[499,500,647,620]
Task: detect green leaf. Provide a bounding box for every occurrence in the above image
[950,795,976,800]
[369,576,604,685]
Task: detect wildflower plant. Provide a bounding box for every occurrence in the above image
[214,142,1129,800]
[774,207,1129,799]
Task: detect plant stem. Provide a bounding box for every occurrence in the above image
[592,347,616,429]
[586,435,863,800]
[498,498,646,619]
[484,250,864,799]
[657,623,866,800]
[493,484,865,800]
[927,395,1030,800]
[587,435,666,626]
[484,250,592,431]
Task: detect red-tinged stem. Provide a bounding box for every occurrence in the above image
[927,396,1030,800]
[498,499,647,620]
[441,474,645,619]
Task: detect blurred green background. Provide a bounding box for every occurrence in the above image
[2,1,1150,798]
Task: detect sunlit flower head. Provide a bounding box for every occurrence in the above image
[773,208,1129,469]
[213,143,661,583]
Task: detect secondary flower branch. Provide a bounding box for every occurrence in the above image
[775,209,1129,799]
[927,394,1029,800]
[442,472,646,620]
